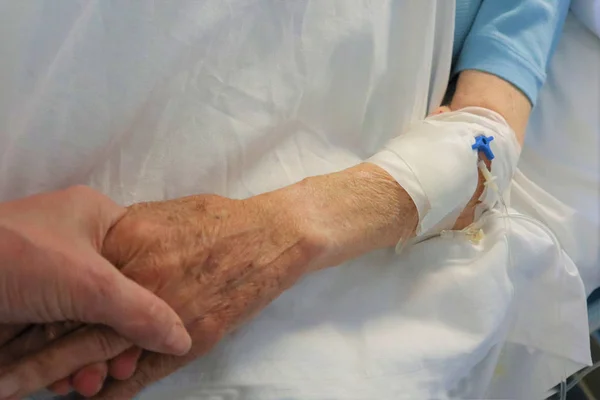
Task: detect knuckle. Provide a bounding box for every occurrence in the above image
[124,215,148,236]
[90,329,123,360]
[189,316,222,354]
[104,365,158,399]
[203,326,222,350]
[87,270,119,308]
[13,329,128,393]
[105,216,153,257]
[20,351,62,389]
[64,184,95,200]
[76,277,116,324]
[123,261,164,292]
[132,366,154,388]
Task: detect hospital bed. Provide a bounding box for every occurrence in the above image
[521,7,600,400]
[514,10,600,302]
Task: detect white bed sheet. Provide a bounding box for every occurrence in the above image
[512,12,600,297]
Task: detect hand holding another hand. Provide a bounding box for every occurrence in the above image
[0,186,193,398]
[0,191,324,399]
[0,108,493,399]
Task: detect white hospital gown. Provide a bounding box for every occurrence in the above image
[0,1,591,399]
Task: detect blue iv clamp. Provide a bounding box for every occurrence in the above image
[472,135,495,160]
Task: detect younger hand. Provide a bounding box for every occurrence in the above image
[0,193,320,399]
[0,187,191,397]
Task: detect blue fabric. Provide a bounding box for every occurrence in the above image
[453,0,483,61]
[453,0,571,105]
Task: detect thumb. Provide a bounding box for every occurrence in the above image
[75,258,192,356]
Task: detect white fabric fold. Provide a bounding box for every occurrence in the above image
[2,2,590,400]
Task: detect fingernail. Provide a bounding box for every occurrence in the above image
[164,324,191,355]
[95,371,107,395]
[0,374,19,398]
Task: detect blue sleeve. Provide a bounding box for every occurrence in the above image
[454,0,571,105]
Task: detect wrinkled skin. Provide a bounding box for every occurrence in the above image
[1,64,527,398]
[0,193,322,398]
[0,186,195,398]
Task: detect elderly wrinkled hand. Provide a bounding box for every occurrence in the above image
[0,191,326,398]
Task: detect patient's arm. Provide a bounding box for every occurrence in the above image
[451,70,531,144]
[286,69,532,257]
[449,69,530,229]
[0,69,531,399]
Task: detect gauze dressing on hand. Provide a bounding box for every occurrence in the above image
[368,107,521,236]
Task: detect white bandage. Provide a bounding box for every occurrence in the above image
[368,107,521,236]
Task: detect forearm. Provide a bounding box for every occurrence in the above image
[452,0,569,119]
[450,70,531,144]
[449,69,530,223]
[276,162,418,269]
[273,70,529,270]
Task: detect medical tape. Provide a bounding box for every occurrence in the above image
[368,107,521,237]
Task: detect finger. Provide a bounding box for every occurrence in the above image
[71,362,108,398]
[0,322,80,368]
[48,379,70,396]
[452,156,491,230]
[108,347,142,380]
[78,257,191,357]
[94,352,191,400]
[0,325,130,399]
[0,326,42,367]
[0,325,28,347]
[63,346,138,396]
[95,318,222,400]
